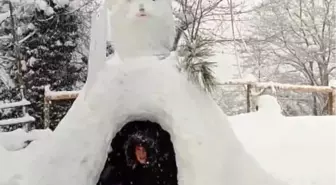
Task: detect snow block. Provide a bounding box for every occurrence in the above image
[15,58,286,185]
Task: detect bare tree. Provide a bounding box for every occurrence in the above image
[173,0,248,92]
[240,0,335,115]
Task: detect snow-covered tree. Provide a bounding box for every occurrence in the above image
[240,0,335,115]
[173,0,241,92]
[0,0,85,130]
[22,2,85,129]
[0,1,30,130]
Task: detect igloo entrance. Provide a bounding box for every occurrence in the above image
[98,120,178,185]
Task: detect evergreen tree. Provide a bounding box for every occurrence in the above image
[0,0,86,130]
[22,2,84,129]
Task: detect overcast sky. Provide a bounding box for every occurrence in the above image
[210,0,261,83]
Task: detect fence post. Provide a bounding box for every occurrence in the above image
[328,92,334,115]
[246,84,252,113]
[44,86,51,129]
[328,90,336,115]
[19,85,29,131]
[43,96,50,129]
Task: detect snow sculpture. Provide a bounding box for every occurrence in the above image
[1,58,286,185]
[256,95,283,115]
[0,1,285,185]
[85,4,108,91]
[106,0,175,60]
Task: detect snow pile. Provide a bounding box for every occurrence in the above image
[0,128,52,151]
[229,114,336,185]
[243,74,257,82]
[0,128,53,183]
[256,95,283,115]
[329,79,336,88]
[0,59,285,185]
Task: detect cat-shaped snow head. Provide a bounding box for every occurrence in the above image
[106,0,175,59]
[108,0,173,20]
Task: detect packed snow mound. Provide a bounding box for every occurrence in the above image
[329,79,336,88]
[256,95,282,114]
[229,114,336,185]
[0,128,52,183]
[3,58,285,185]
[0,128,52,151]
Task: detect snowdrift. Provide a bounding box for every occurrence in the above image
[0,128,52,151]
[230,113,336,185]
[0,58,285,185]
[0,128,52,184]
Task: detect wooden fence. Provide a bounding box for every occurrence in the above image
[43,81,336,128]
[0,87,35,131]
[220,80,336,115]
[43,85,80,128]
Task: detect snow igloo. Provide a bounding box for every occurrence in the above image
[10,59,286,185]
[98,120,178,185]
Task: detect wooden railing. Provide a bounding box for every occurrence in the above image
[43,81,336,128]
[220,80,336,115]
[0,88,35,131]
[43,85,80,128]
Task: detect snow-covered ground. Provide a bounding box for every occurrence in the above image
[0,84,336,185]
[229,96,335,185]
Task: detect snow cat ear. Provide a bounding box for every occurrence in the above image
[105,0,120,12]
[105,0,123,13]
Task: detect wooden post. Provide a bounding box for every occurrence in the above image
[328,90,336,115]
[329,90,336,115]
[44,96,51,129]
[246,84,252,113]
[20,86,29,131]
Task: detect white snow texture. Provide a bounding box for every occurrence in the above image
[0,128,52,151]
[230,113,336,185]
[0,58,286,185]
[1,0,331,184]
[107,0,175,60]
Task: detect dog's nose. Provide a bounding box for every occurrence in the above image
[139,4,145,12]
